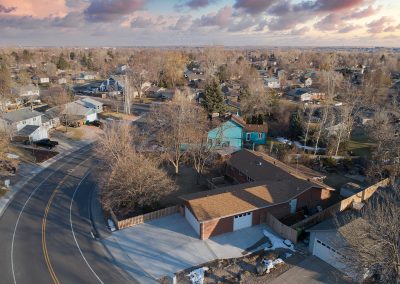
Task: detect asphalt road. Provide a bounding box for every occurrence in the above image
[0,145,136,284]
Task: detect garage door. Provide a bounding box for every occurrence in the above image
[185,207,200,236]
[313,239,346,271]
[86,113,97,122]
[233,212,252,231]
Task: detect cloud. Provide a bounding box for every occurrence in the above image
[366,16,392,33]
[233,0,276,15]
[345,5,379,19]
[84,0,144,22]
[314,14,344,31]
[383,24,400,33]
[0,4,16,13]
[53,12,84,27]
[169,15,192,30]
[338,24,360,33]
[177,0,218,10]
[194,5,233,28]
[290,26,309,35]
[293,0,367,13]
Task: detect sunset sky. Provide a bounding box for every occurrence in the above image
[0,0,399,47]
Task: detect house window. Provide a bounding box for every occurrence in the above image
[258,133,263,139]
[33,117,36,121]
[246,133,251,141]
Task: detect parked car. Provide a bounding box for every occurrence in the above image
[87,120,103,128]
[33,139,59,149]
[61,120,81,128]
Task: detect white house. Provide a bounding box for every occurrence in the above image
[307,217,367,281]
[12,85,40,98]
[264,77,281,89]
[0,108,48,141]
[62,101,98,122]
[77,97,104,113]
[0,108,43,131]
[39,77,50,84]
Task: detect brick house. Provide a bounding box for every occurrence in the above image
[181,149,333,239]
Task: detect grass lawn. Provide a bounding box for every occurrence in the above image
[340,131,375,159]
[99,112,137,121]
[9,145,36,163]
[160,164,208,207]
[55,127,85,140]
[0,187,8,198]
[324,173,355,190]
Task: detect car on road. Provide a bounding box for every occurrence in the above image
[87,120,103,128]
[32,139,59,150]
[107,219,116,232]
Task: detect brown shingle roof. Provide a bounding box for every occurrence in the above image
[181,149,333,222]
[230,115,268,133]
[181,180,319,222]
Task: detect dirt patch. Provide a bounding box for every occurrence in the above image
[0,186,9,197]
[54,125,102,141]
[99,112,138,121]
[160,249,305,284]
[16,147,59,163]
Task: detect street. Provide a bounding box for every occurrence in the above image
[0,145,135,284]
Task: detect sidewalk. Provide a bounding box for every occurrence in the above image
[0,142,92,218]
[89,186,158,284]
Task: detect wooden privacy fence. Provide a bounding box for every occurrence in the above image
[115,205,179,230]
[291,178,390,230]
[266,213,298,244]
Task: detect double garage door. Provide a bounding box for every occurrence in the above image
[313,239,346,271]
[233,212,253,231]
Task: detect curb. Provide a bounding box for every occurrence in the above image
[0,143,92,218]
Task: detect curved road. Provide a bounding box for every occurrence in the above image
[0,145,135,284]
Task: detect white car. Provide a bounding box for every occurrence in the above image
[107,219,116,232]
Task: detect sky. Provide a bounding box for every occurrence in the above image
[0,0,399,47]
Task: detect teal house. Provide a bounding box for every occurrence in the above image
[207,115,268,149]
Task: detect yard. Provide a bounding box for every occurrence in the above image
[340,129,375,159]
[99,111,138,121]
[160,164,209,207]
[160,248,305,284]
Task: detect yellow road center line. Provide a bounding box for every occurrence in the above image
[41,157,90,284]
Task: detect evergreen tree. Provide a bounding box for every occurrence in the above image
[80,54,88,67]
[289,109,304,140]
[257,114,264,125]
[202,78,225,115]
[69,52,76,60]
[56,54,69,70]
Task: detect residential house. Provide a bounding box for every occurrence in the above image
[61,100,98,124]
[0,108,48,141]
[207,115,268,150]
[306,215,373,281]
[264,77,280,89]
[287,88,326,102]
[12,85,40,98]
[99,77,124,93]
[78,97,104,113]
[181,149,334,239]
[32,75,50,85]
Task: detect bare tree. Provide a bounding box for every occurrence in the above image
[337,187,400,283]
[97,122,176,216]
[147,95,205,174]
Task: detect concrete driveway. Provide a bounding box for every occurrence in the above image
[270,256,354,284]
[103,214,269,282]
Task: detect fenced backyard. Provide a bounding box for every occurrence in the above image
[112,205,179,230]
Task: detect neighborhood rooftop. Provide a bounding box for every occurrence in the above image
[1,108,42,123]
[181,178,320,222]
[180,149,332,222]
[227,149,329,186]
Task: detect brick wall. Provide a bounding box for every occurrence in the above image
[201,217,233,239]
